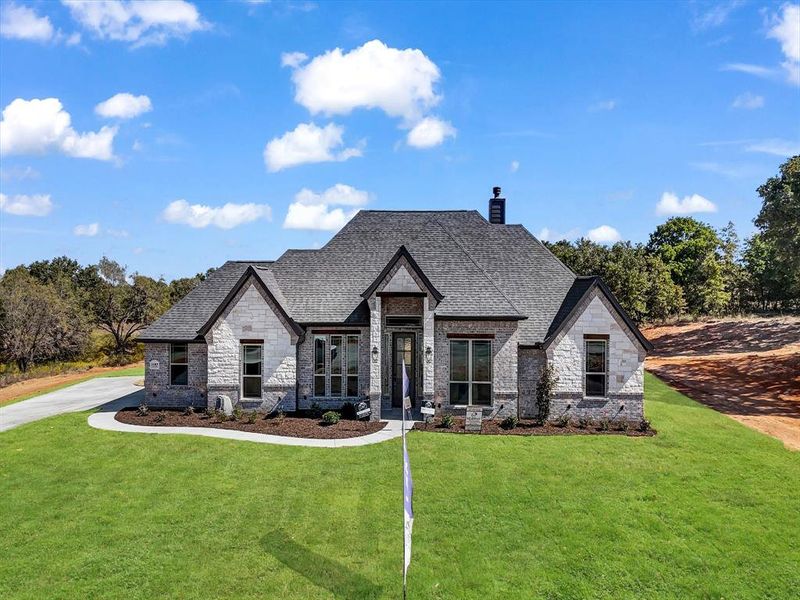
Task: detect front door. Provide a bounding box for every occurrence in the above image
[392,332,416,407]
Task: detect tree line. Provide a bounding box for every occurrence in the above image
[0,256,212,372]
[545,156,799,323]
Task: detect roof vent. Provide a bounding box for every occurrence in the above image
[488,186,506,224]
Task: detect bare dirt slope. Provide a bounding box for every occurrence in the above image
[644,316,800,451]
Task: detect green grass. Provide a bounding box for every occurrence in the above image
[1,373,798,599]
[0,365,144,407]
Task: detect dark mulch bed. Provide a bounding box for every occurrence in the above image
[414,416,656,437]
[115,409,387,439]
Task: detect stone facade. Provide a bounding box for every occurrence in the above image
[545,288,645,422]
[144,342,207,408]
[205,278,298,412]
[517,347,545,418]
[434,319,520,417]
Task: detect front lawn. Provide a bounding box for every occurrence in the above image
[1,373,798,599]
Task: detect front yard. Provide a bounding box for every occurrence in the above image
[1,372,798,599]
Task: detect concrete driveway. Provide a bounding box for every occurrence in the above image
[0,376,143,432]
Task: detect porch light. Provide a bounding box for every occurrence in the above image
[425,346,433,363]
[372,346,379,362]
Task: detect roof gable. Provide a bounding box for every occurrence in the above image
[361,245,444,301]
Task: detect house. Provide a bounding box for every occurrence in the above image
[139,188,653,422]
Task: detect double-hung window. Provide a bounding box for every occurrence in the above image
[449,339,492,405]
[170,343,188,386]
[585,338,607,397]
[242,344,263,399]
[315,333,360,397]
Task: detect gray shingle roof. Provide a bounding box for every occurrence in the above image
[139,210,580,344]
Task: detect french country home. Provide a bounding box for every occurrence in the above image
[140,188,653,422]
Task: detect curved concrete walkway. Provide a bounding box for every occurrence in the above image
[88,409,415,448]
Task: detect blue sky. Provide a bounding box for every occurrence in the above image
[1,0,798,280]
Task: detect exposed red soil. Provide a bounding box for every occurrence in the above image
[644,316,800,451]
[116,409,386,439]
[414,416,654,437]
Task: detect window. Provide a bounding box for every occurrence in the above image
[314,336,326,397]
[385,315,422,327]
[585,339,607,397]
[170,343,188,386]
[242,344,263,399]
[449,339,492,405]
[315,333,360,397]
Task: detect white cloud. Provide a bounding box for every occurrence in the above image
[0,193,53,216]
[656,192,717,216]
[283,183,369,231]
[162,199,271,229]
[510,160,520,173]
[281,51,308,68]
[721,63,778,78]
[588,99,617,112]
[73,222,100,236]
[745,138,800,157]
[536,227,580,242]
[0,165,40,181]
[731,92,764,109]
[690,0,744,31]
[107,228,130,238]
[406,116,456,148]
[586,225,621,244]
[263,122,362,172]
[62,0,209,47]
[767,4,800,84]
[294,183,369,206]
[288,39,441,122]
[0,97,117,161]
[0,2,54,42]
[95,93,152,119]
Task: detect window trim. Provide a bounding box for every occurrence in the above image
[241,343,263,400]
[448,338,492,406]
[169,343,189,386]
[313,335,326,398]
[584,338,608,398]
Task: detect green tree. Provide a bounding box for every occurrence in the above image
[0,269,90,371]
[753,155,800,302]
[88,258,170,355]
[647,217,729,314]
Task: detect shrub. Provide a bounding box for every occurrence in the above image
[638,418,651,432]
[154,411,166,423]
[535,364,558,422]
[310,402,322,418]
[246,411,258,424]
[137,403,149,417]
[322,411,340,425]
[598,418,611,432]
[500,415,518,430]
[277,409,286,420]
[182,406,194,416]
[577,417,591,430]
[554,415,569,428]
[341,402,357,420]
[232,407,243,421]
[213,410,227,423]
[440,414,455,429]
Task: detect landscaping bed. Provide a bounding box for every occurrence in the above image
[115,408,386,439]
[415,416,655,436]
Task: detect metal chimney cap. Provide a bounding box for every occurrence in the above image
[492,186,502,198]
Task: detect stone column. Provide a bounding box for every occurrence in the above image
[368,295,382,420]
[422,294,435,406]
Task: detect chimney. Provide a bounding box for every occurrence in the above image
[488,186,506,224]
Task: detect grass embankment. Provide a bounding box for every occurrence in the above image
[1,373,798,599]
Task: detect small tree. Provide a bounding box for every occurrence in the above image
[535,364,558,423]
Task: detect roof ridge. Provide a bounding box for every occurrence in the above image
[430,216,524,316]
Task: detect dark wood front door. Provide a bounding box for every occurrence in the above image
[392,332,416,407]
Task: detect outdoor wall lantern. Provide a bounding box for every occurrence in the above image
[372,346,379,362]
[425,346,433,363]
